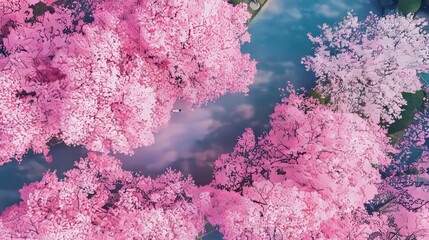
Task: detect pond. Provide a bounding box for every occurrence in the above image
[116,0,385,185]
[0,0,425,233]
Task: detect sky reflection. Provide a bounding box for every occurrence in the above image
[117,0,382,184]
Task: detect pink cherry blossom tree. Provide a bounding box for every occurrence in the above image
[0,0,256,165]
[0,0,103,165]
[368,100,429,239]
[302,12,429,124]
[201,92,429,239]
[0,153,206,239]
[202,92,394,239]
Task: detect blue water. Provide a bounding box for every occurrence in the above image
[0,1,414,238]
[116,0,383,185]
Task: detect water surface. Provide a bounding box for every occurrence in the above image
[0,0,385,216]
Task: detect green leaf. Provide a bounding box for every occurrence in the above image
[248,0,269,22]
[388,131,405,146]
[306,89,330,105]
[195,223,222,239]
[419,72,429,87]
[228,0,242,5]
[398,0,421,15]
[404,166,421,175]
[228,1,270,23]
[388,90,425,137]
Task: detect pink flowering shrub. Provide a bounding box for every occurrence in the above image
[302,12,429,124]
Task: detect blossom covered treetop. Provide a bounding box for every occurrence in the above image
[303,12,429,124]
[0,0,256,165]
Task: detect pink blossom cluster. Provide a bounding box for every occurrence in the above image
[0,153,206,239]
[372,102,429,239]
[209,93,393,239]
[303,12,429,124]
